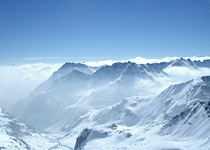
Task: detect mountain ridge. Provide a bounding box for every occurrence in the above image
[10,58,210,131]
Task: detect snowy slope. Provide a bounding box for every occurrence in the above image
[57,76,210,150]
[0,107,62,150]
[160,76,210,138]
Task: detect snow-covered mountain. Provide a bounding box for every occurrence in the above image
[7,58,210,150]
[160,76,210,137]
[58,76,210,150]
[11,61,155,130]
[11,59,210,130]
[0,107,63,149]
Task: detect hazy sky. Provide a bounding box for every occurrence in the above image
[0,0,210,64]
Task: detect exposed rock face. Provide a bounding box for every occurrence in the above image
[74,128,108,150]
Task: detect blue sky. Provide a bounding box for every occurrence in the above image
[0,0,210,64]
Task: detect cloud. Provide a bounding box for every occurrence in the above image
[84,57,179,67]
[0,63,62,109]
[184,56,210,62]
[151,66,210,90]
[84,60,120,67]
[128,57,179,64]
[84,56,210,67]
[163,66,210,84]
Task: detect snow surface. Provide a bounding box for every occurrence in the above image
[0,107,64,149]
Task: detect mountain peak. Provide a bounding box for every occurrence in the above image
[170,58,195,67]
[51,62,93,80]
[59,62,88,71]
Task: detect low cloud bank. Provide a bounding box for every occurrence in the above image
[0,63,62,109]
[84,56,210,67]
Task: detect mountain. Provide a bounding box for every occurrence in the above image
[10,58,210,131]
[10,63,95,130]
[160,76,210,137]
[58,76,210,150]
[11,61,157,131]
[7,58,210,149]
[0,107,61,150]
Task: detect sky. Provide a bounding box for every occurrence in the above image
[0,0,210,65]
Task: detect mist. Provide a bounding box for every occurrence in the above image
[0,63,62,109]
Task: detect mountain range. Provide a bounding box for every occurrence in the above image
[1,57,210,149]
